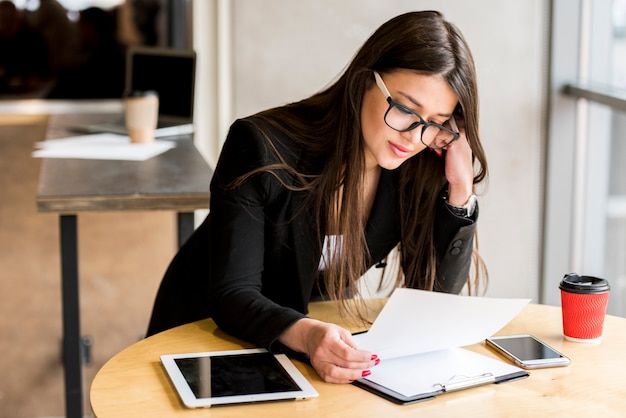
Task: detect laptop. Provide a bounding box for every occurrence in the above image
[84,46,196,137]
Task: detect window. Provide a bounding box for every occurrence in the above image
[606,0,626,315]
[0,0,188,99]
[544,0,626,316]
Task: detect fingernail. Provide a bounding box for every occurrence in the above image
[361,370,371,378]
[374,358,380,366]
[370,354,378,361]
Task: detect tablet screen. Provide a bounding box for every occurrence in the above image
[174,352,300,398]
[160,348,319,408]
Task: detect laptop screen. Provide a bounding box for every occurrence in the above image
[126,47,196,123]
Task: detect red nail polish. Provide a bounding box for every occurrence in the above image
[374,358,380,366]
[370,354,378,361]
[361,370,371,378]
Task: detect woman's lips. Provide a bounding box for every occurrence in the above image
[388,141,412,158]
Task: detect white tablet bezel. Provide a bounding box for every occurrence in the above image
[160,348,318,408]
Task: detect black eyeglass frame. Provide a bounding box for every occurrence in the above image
[373,71,460,150]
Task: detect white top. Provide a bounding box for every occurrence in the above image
[318,235,343,271]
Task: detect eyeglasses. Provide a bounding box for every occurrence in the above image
[373,71,460,150]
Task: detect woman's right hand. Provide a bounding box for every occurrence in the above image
[278,318,379,383]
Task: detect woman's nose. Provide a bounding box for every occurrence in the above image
[400,125,424,144]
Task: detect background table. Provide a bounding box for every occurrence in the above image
[36,114,212,418]
[90,301,626,417]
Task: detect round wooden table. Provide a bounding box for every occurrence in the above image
[90,301,626,417]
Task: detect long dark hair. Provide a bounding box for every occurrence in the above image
[246,11,488,316]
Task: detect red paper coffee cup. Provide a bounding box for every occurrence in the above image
[559,273,610,342]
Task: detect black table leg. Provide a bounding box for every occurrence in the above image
[177,212,194,248]
[60,214,83,418]
[57,211,193,416]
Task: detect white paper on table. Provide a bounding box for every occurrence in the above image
[32,133,176,161]
[352,288,530,360]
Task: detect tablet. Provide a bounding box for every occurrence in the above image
[160,348,319,408]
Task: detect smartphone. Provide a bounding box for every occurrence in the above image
[485,334,570,369]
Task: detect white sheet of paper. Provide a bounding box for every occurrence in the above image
[352,288,530,360]
[32,133,176,161]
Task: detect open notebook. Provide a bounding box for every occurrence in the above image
[353,346,528,404]
[351,289,530,404]
[83,46,196,138]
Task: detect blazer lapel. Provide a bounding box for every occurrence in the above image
[287,167,400,309]
[290,190,322,313]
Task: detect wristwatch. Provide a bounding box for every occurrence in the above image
[445,193,477,218]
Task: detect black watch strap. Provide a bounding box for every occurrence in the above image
[444,193,477,218]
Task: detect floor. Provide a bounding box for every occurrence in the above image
[0,115,178,417]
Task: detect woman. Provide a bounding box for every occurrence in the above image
[147,10,488,384]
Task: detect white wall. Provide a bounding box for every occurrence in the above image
[196,0,548,301]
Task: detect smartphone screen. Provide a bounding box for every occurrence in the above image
[486,334,570,369]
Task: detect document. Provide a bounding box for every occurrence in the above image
[356,347,527,402]
[352,288,530,360]
[32,133,176,161]
[351,288,531,404]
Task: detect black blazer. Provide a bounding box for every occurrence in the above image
[146,117,477,348]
